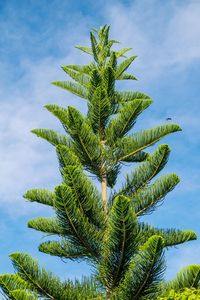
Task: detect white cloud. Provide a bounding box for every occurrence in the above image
[105,0,200,76]
[0,20,91,215]
[166,2,200,65]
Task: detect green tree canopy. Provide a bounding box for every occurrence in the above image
[0,25,199,300]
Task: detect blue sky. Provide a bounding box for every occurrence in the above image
[0,0,200,291]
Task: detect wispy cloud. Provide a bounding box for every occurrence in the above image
[0,7,91,215]
[105,0,200,77]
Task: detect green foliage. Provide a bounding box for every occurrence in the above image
[138,224,197,248]
[157,288,200,300]
[115,56,137,79]
[105,99,152,141]
[54,183,102,259]
[62,65,90,87]
[164,265,200,291]
[24,189,55,207]
[27,217,64,235]
[52,80,88,99]
[118,144,171,196]
[112,124,181,163]
[157,265,200,299]
[1,253,102,300]
[0,274,33,300]
[99,196,140,290]
[0,25,199,300]
[31,128,70,146]
[132,173,180,215]
[114,236,165,300]
[9,290,37,300]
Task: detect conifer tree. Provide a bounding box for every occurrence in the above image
[0,25,199,300]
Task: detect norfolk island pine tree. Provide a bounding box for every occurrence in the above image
[0,25,199,300]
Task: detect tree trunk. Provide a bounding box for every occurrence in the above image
[101,172,107,213]
[101,140,107,213]
[106,289,111,300]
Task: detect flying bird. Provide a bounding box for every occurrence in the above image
[166,117,172,121]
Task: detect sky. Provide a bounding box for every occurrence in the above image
[0,0,200,293]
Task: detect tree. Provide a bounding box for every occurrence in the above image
[158,288,200,300]
[0,25,199,300]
